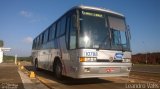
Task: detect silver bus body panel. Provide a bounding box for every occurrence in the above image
[32,49,61,71]
[32,48,132,78]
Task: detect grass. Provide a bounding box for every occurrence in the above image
[3,55,31,63]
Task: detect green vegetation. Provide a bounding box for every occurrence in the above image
[3,55,31,63]
[3,55,14,62]
[0,40,3,47]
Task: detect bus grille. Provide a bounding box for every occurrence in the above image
[97,59,122,62]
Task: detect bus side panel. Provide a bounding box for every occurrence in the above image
[67,50,79,78]
[37,50,44,69]
[48,49,60,71]
[38,49,53,70]
[58,36,71,76]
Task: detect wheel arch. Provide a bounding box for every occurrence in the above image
[53,56,62,68]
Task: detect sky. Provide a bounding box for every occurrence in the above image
[0,0,160,57]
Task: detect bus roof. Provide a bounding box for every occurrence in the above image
[72,5,124,17]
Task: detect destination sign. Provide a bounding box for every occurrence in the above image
[82,11,103,18]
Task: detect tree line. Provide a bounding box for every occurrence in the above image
[132,52,160,64]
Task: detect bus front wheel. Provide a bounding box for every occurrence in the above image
[54,61,62,79]
[35,59,39,71]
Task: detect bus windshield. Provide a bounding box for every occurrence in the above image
[79,10,130,51]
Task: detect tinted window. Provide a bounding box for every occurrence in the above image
[69,14,76,49]
[108,16,126,31]
[65,16,70,49]
[60,16,66,35]
[39,35,42,46]
[56,16,66,37]
[49,25,56,40]
[32,39,35,49]
[56,21,61,37]
[79,10,110,49]
[34,39,36,49]
[36,36,39,49]
[44,30,49,43]
[108,16,129,50]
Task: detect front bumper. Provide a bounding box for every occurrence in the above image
[75,62,132,78]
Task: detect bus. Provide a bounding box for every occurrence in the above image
[32,5,132,79]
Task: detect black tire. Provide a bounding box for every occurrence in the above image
[54,61,63,79]
[35,59,39,71]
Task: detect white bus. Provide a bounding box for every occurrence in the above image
[32,5,132,79]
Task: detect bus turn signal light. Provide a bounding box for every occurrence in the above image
[80,57,97,62]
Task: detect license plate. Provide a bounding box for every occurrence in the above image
[99,67,120,73]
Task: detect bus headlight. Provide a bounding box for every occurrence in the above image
[80,57,97,62]
[123,59,131,63]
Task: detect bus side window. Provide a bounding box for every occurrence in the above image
[69,14,76,49]
[66,17,70,49]
[56,20,61,37]
[60,16,66,36]
[32,39,35,49]
[49,24,55,40]
[36,36,40,49]
[44,30,49,44]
